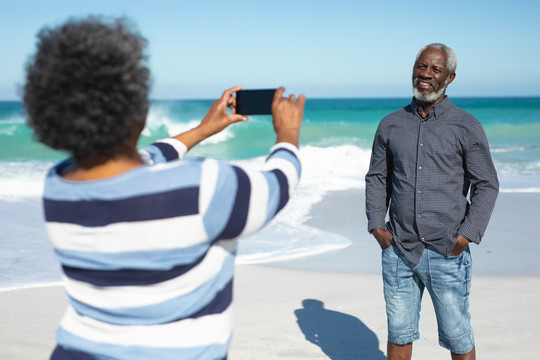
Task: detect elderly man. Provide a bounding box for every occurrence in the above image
[365,43,499,360]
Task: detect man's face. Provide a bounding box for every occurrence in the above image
[412,48,454,104]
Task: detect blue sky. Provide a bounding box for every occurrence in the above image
[1,0,539,100]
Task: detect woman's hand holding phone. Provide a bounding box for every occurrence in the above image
[271,87,305,148]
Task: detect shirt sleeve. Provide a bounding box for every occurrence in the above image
[139,138,189,165]
[200,142,301,241]
[365,121,393,233]
[457,122,499,244]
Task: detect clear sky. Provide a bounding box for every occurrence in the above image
[1,0,539,100]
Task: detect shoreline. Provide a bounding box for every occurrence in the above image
[2,189,540,291]
[0,281,64,293]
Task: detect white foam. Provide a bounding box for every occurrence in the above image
[0,161,51,200]
[0,116,25,124]
[0,124,17,136]
[233,145,372,264]
[142,106,234,145]
[497,173,540,193]
[500,188,540,193]
[492,146,530,153]
[0,281,64,292]
[0,115,25,135]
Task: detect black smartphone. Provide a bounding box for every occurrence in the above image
[236,89,276,115]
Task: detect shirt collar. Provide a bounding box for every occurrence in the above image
[410,96,452,120]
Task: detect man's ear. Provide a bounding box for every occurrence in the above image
[447,73,456,85]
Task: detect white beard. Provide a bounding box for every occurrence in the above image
[413,79,448,104]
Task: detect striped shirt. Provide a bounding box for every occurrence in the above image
[365,97,499,264]
[45,139,301,360]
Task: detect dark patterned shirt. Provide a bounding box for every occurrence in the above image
[365,96,499,264]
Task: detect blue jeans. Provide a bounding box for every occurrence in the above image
[381,245,474,354]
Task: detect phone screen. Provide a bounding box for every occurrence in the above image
[236,89,276,115]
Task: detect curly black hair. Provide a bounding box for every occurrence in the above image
[23,16,150,164]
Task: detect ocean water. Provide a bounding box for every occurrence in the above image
[1,97,539,289]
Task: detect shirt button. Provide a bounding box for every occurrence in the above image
[418,166,422,170]
[417,214,421,218]
[418,190,422,193]
[421,237,425,240]
[420,143,424,146]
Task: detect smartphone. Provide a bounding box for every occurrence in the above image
[236,89,276,115]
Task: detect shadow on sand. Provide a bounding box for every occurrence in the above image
[295,299,386,360]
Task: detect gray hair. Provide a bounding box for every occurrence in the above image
[415,43,457,75]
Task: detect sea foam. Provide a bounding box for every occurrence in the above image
[233,144,372,264]
[0,161,51,200]
[143,106,234,145]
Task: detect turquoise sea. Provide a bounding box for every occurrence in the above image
[1,97,539,288]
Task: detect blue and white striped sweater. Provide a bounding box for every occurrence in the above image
[46,139,301,360]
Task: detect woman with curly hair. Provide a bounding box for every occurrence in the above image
[24,16,304,360]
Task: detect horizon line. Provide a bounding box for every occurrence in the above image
[1,94,540,102]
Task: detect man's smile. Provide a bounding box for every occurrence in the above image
[414,78,434,91]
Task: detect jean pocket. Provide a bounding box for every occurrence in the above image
[430,251,471,306]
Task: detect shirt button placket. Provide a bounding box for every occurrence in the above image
[416,122,425,237]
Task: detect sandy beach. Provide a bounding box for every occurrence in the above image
[2,191,540,359]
